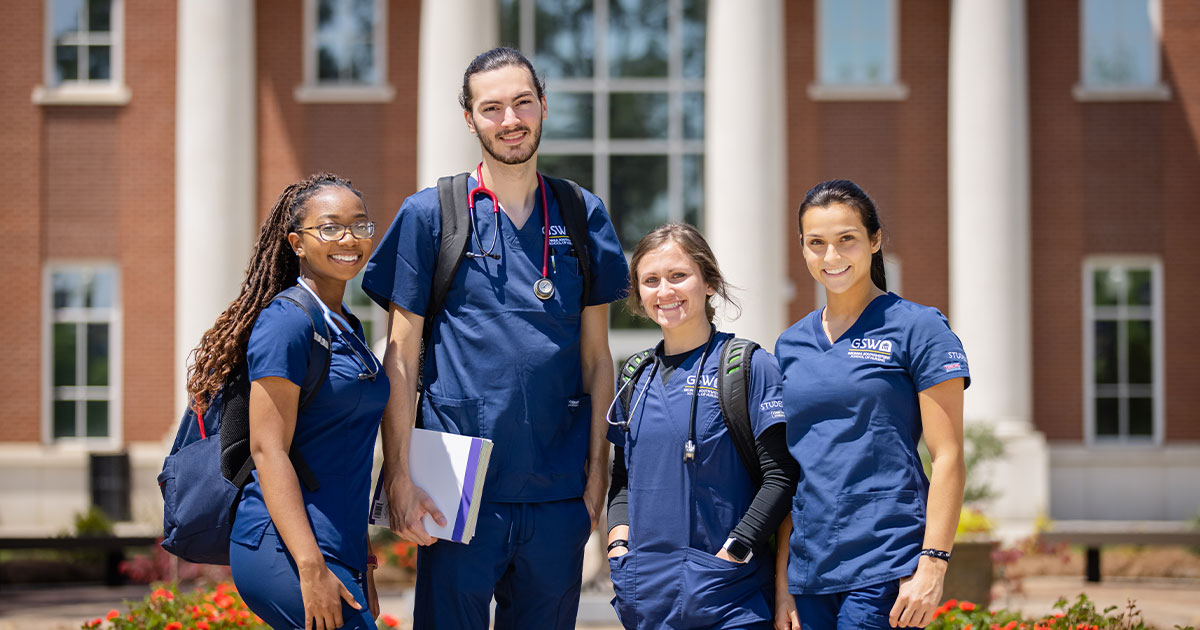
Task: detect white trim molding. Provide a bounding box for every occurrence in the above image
[1077,0,1167,98]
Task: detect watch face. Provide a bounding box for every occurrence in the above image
[725,538,753,562]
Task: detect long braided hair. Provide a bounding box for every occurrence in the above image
[185,173,362,415]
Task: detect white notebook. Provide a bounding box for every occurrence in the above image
[369,428,493,544]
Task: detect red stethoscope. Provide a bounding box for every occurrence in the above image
[468,163,556,300]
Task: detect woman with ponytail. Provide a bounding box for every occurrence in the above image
[772,180,969,630]
[188,173,386,629]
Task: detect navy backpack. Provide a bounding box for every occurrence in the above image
[158,285,331,565]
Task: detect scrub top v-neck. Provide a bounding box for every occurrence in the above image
[775,292,971,595]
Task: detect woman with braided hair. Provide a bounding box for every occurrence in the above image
[187,173,387,630]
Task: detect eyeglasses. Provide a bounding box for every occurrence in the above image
[297,221,376,242]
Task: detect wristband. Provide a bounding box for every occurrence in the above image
[607,539,629,552]
[366,553,379,568]
[919,548,952,563]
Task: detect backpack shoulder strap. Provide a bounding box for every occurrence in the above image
[718,337,762,487]
[617,348,656,418]
[249,285,331,492]
[543,176,592,308]
[428,173,473,336]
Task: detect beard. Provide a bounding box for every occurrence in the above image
[477,120,543,166]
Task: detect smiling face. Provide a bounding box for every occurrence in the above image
[464,64,547,166]
[800,202,881,296]
[635,240,715,338]
[287,186,373,284]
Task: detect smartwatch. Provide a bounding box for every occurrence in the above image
[722,537,753,563]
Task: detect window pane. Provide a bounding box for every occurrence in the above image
[87,45,111,80]
[88,0,112,32]
[1126,269,1152,306]
[536,0,594,78]
[1095,397,1119,436]
[54,323,78,387]
[54,0,84,40]
[609,155,668,249]
[1083,0,1156,86]
[820,0,893,85]
[1128,397,1153,436]
[682,0,706,78]
[499,0,519,47]
[317,0,376,84]
[544,92,594,139]
[1126,319,1152,384]
[1093,320,1118,384]
[86,401,109,437]
[683,92,704,140]
[54,400,78,438]
[87,268,116,308]
[1093,268,1121,306]
[538,155,593,191]
[683,154,704,229]
[86,323,109,386]
[55,45,80,83]
[610,92,668,139]
[608,0,668,77]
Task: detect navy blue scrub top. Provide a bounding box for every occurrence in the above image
[232,298,389,570]
[607,333,787,629]
[775,293,970,595]
[362,176,628,502]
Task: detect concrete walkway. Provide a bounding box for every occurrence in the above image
[1,576,1197,629]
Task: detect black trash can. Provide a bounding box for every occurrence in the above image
[90,452,131,522]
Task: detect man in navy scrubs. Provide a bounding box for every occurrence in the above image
[362,47,629,630]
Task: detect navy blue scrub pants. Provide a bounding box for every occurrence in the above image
[413,498,591,630]
[792,579,920,630]
[231,529,376,630]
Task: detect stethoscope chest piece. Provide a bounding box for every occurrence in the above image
[533,277,556,301]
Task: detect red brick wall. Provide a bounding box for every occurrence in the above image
[1029,0,1200,442]
[0,2,45,442]
[784,0,951,323]
[0,3,176,444]
[257,0,420,231]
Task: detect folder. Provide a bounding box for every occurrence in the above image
[369,428,492,544]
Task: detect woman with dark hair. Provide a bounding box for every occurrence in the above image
[187,173,386,630]
[606,223,800,630]
[773,180,969,630]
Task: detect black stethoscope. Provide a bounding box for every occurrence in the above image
[467,163,556,301]
[296,278,380,381]
[605,329,717,462]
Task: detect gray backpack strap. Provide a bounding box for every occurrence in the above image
[543,176,592,308]
[718,337,762,487]
[617,348,656,417]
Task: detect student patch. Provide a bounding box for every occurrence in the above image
[846,338,893,362]
[942,362,965,373]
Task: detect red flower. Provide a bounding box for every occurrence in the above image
[965,625,973,630]
[960,601,977,612]
[152,587,175,601]
[1004,622,1018,630]
[165,622,183,630]
[214,594,236,609]
[105,609,120,621]
[945,598,958,609]
[380,613,401,627]
[196,622,210,630]
[85,620,101,629]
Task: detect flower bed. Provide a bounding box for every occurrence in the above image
[926,595,1195,630]
[80,581,409,629]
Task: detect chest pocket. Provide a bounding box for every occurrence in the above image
[548,245,584,315]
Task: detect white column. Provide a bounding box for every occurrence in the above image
[175,0,257,415]
[417,0,498,189]
[949,0,1047,538]
[705,0,788,346]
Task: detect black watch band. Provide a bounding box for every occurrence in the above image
[607,539,629,552]
[919,548,952,562]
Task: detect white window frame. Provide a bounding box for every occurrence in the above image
[1081,256,1164,445]
[1074,0,1171,102]
[33,0,130,106]
[295,0,395,103]
[42,262,123,448]
[808,0,908,101]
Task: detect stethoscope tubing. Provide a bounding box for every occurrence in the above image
[295,278,381,380]
[467,164,553,284]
